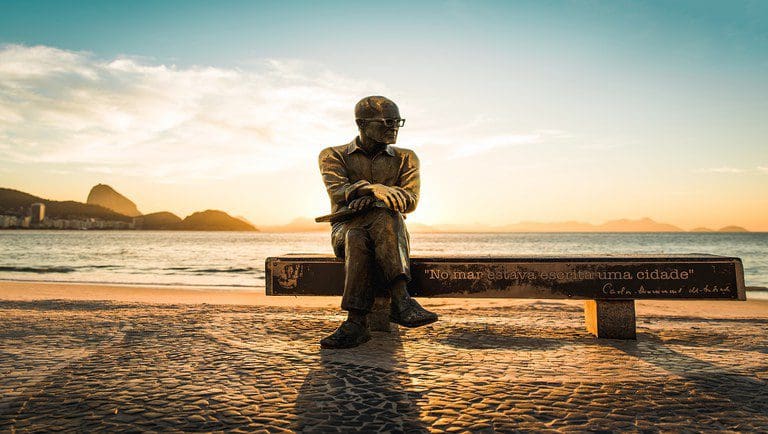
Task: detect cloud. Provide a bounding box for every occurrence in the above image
[0,44,575,181]
[694,167,746,174]
[406,118,574,159]
[577,142,624,151]
[758,166,768,173]
[0,44,380,181]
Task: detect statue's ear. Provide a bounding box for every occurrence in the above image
[355,119,366,129]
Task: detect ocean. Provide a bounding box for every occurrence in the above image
[1,231,766,294]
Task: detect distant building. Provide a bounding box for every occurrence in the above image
[30,203,45,223]
[0,212,136,230]
[0,215,16,228]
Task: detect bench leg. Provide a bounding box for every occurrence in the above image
[370,297,395,332]
[584,299,636,340]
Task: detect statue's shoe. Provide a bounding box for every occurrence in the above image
[320,320,372,349]
[390,298,439,328]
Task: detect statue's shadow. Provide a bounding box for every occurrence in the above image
[607,332,768,416]
[293,331,426,433]
[437,327,573,351]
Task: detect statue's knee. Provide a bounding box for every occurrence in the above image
[345,229,370,251]
[369,207,404,229]
[369,207,400,221]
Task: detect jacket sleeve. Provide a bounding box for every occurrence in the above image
[393,150,420,213]
[318,147,370,207]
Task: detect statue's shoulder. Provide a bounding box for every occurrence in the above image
[389,146,419,161]
[318,143,348,159]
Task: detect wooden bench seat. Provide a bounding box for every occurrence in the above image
[265,254,746,339]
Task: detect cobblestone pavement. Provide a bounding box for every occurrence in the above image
[1,299,767,432]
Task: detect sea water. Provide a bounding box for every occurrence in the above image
[0,231,766,293]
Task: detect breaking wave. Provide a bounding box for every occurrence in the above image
[165,266,259,274]
[0,266,77,274]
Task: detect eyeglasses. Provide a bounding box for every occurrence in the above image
[359,118,406,128]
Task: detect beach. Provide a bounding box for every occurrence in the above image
[1,280,767,431]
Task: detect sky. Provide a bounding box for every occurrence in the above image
[0,0,766,230]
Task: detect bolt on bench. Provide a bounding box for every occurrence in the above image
[265,254,746,340]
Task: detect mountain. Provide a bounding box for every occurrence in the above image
[471,217,683,233]
[2,187,259,231]
[259,217,687,233]
[718,225,748,232]
[87,184,141,217]
[0,187,754,232]
[177,210,258,231]
[597,218,683,232]
[0,188,132,221]
[689,225,750,233]
[140,212,182,230]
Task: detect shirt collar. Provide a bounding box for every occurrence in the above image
[346,137,395,157]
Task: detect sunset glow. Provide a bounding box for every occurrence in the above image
[1,1,766,230]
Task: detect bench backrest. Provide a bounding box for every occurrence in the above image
[266,255,746,300]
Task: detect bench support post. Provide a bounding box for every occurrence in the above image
[584,299,636,340]
[370,297,395,332]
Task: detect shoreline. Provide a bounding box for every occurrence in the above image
[2,280,767,317]
[0,278,259,292]
[0,280,330,307]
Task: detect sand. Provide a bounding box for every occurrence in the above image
[2,280,767,431]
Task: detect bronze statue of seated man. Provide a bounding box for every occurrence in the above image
[318,95,438,349]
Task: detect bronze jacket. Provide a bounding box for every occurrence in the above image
[318,137,420,214]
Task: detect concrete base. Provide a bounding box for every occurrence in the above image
[370,297,395,332]
[584,299,636,340]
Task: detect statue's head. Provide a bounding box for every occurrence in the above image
[355,96,404,145]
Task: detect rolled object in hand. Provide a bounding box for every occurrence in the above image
[315,200,390,223]
[314,207,364,223]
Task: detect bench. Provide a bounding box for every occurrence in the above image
[265,254,746,340]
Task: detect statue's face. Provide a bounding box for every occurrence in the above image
[359,103,401,145]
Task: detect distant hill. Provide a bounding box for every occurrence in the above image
[690,225,749,233]
[0,187,258,231]
[597,218,683,232]
[488,217,683,233]
[718,225,748,232]
[2,186,754,232]
[261,216,748,233]
[0,188,132,222]
[177,210,258,231]
[140,212,182,230]
[87,184,141,217]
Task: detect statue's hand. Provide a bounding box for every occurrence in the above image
[366,184,408,212]
[348,196,374,211]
